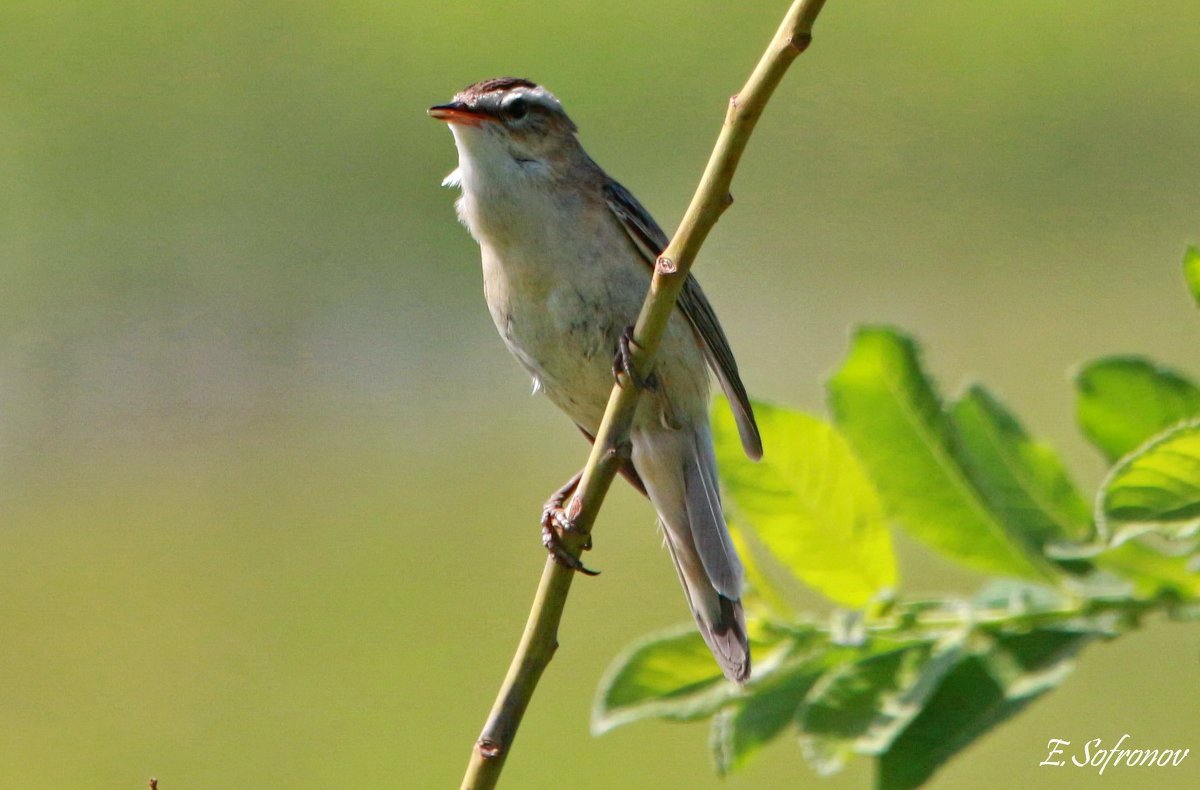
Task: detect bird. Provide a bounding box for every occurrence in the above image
[429,77,762,682]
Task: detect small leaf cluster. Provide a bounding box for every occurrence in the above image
[593,249,1200,788]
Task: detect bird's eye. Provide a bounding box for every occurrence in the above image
[503,97,528,120]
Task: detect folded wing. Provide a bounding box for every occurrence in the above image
[603,179,762,460]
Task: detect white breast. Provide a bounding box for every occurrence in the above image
[446,122,709,432]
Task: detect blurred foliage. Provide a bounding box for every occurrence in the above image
[1186,246,1200,308]
[828,329,1057,581]
[594,260,1200,787]
[713,402,895,608]
[1099,420,1200,544]
[1075,358,1200,463]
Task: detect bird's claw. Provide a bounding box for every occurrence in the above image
[612,325,658,392]
[540,497,599,576]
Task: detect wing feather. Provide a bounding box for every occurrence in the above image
[603,179,762,460]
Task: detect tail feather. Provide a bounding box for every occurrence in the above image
[683,423,742,599]
[661,520,750,681]
[634,425,750,682]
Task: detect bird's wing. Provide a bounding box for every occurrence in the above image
[603,179,762,460]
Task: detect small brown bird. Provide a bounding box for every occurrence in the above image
[430,78,762,681]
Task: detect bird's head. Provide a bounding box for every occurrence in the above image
[429,78,581,186]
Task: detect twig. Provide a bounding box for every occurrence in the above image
[460,2,829,787]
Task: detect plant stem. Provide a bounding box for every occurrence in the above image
[460,2,829,787]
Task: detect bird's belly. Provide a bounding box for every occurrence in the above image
[497,282,625,431]
[481,242,645,432]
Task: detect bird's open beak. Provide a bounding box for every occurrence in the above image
[428,101,490,127]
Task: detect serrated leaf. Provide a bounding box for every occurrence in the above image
[950,385,1093,549]
[1076,357,1200,462]
[1098,420,1200,544]
[713,400,896,608]
[591,628,733,734]
[876,627,1091,790]
[1185,245,1200,307]
[828,327,1055,582]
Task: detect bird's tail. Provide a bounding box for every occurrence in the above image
[632,422,750,682]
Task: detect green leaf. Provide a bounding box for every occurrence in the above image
[713,400,896,608]
[711,657,829,775]
[1076,357,1200,462]
[726,514,793,619]
[1093,541,1200,599]
[1098,420,1200,544]
[950,385,1093,548]
[798,634,964,775]
[712,633,950,777]
[827,327,1055,582]
[970,578,1070,616]
[1185,244,1200,308]
[591,628,734,733]
[876,627,1091,790]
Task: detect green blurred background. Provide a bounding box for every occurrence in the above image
[3,1,1199,787]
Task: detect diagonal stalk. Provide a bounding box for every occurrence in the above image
[461,2,829,787]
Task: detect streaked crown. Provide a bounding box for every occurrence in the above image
[438,77,576,133]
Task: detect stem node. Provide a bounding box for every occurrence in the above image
[788,32,813,52]
[477,739,503,760]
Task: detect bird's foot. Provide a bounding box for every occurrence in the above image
[540,472,599,576]
[612,325,659,392]
[541,502,599,576]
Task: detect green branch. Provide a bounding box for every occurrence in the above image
[460,2,829,788]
